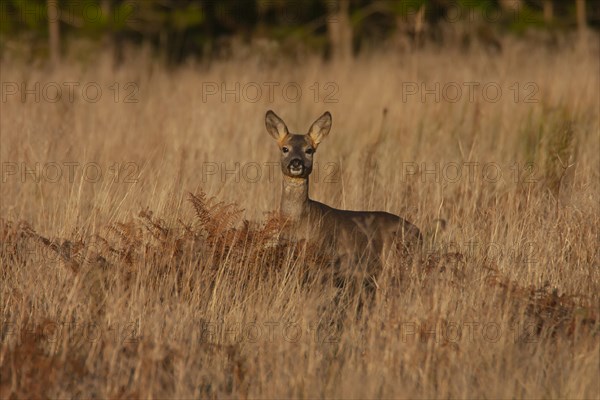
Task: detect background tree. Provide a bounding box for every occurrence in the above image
[0,0,597,64]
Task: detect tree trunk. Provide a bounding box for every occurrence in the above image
[576,0,587,32]
[327,0,352,62]
[543,0,553,23]
[47,0,60,65]
[576,0,588,49]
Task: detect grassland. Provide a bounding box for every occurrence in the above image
[1,38,599,398]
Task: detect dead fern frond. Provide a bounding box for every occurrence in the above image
[188,192,244,233]
[106,221,143,266]
[138,208,170,242]
[485,275,598,339]
[188,191,212,226]
[19,224,81,274]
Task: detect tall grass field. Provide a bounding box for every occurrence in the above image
[1,39,599,398]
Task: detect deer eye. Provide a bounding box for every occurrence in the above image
[282,147,289,153]
[305,148,314,155]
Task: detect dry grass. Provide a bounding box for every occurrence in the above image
[1,38,599,398]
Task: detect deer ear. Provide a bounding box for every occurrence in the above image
[307,112,332,147]
[265,110,289,141]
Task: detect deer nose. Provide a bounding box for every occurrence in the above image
[289,159,303,168]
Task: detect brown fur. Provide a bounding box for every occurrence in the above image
[265,110,422,276]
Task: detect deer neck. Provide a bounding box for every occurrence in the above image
[280,175,309,221]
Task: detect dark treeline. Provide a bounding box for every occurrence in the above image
[1,0,598,64]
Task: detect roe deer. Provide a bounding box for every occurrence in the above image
[265,110,422,278]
